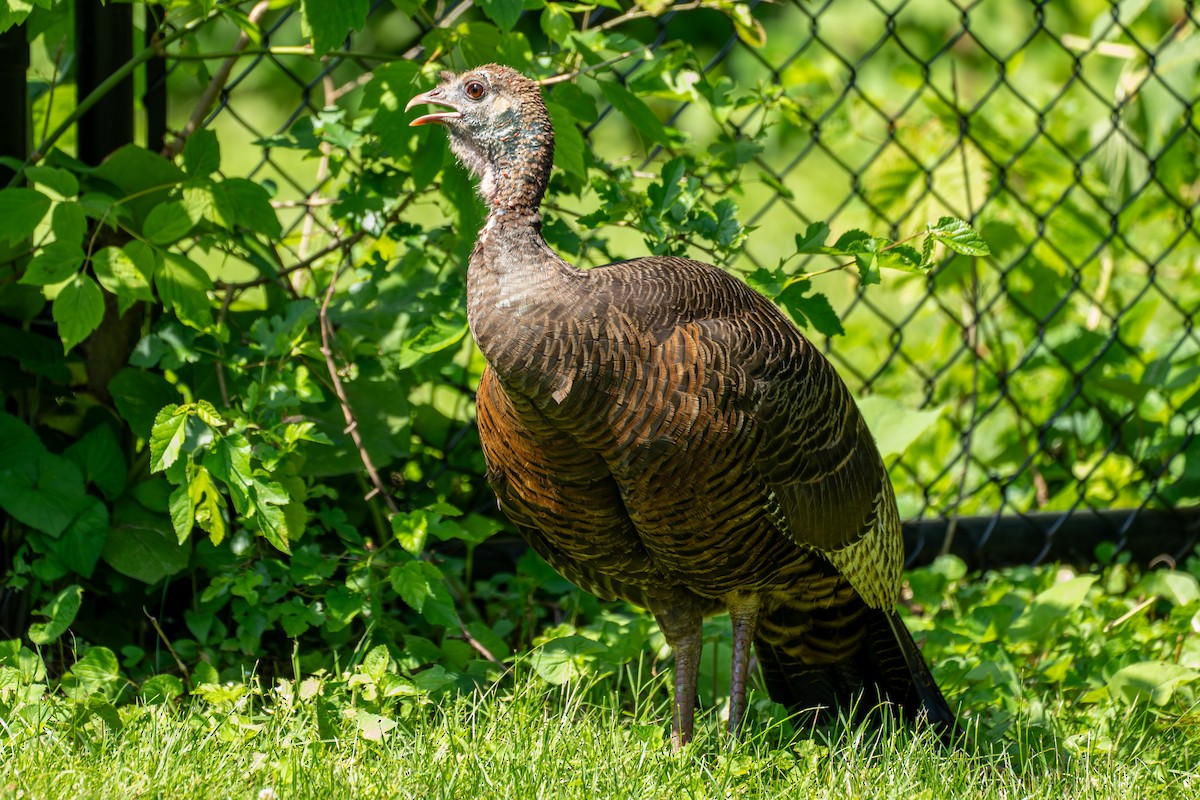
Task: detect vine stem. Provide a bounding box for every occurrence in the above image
[6,9,220,189]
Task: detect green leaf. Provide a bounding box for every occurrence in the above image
[392,511,429,556]
[103,500,190,584]
[928,216,990,256]
[854,251,880,286]
[204,434,253,515]
[711,198,743,247]
[193,399,226,428]
[88,144,186,203]
[531,635,608,684]
[857,396,945,458]
[354,710,397,742]
[141,674,185,704]
[26,166,79,197]
[182,128,221,177]
[19,240,85,285]
[323,585,364,632]
[155,253,214,330]
[1108,660,1199,706]
[361,643,391,682]
[93,245,155,314]
[66,646,120,696]
[831,229,871,253]
[728,2,766,48]
[51,201,88,245]
[877,243,928,273]
[0,450,87,537]
[168,483,194,545]
[0,188,51,244]
[541,3,573,43]
[108,368,180,436]
[210,178,282,238]
[744,267,787,297]
[1008,574,1098,642]
[47,496,110,578]
[0,410,46,473]
[251,480,292,554]
[27,584,83,645]
[143,200,196,245]
[795,221,829,253]
[406,313,468,356]
[464,621,511,662]
[0,325,67,380]
[301,0,370,53]
[189,467,227,546]
[478,0,524,31]
[597,80,671,148]
[361,61,424,160]
[52,273,105,352]
[149,405,188,473]
[389,560,457,627]
[412,664,458,694]
[778,285,845,337]
[546,101,587,187]
[1138,570,1200,607]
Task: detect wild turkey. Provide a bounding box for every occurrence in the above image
[407,64,956,747]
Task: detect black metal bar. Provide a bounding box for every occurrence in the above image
[143,4,167,152]
[76,0,134,165]
[903,508,1200,570]
[444,507,1200,583]
[0,25,30,184]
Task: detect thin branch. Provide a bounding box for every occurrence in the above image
[596,0,711,31]
[454,612,506,667]
[144,607,190,683]
[1060,34,1139,59]
[161,1,271,160]
[270,197,338,209]
[318,250,402,519]
[536,48,645,86]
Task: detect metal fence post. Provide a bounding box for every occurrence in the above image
[75,0,134,165]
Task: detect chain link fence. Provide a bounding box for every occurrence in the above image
[174,0,1199,567]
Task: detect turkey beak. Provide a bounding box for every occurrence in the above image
[406,88,462,127]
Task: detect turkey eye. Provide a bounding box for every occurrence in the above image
[464,80,487,100]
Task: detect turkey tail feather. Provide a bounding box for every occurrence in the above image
[755,605,958,743]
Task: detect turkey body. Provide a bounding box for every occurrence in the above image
[407,64,955,747]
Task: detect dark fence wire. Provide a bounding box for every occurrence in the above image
[176,0,1198,568]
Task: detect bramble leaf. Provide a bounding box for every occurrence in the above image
[149,405,189,473]
[20,241,84,285]
[52,274,105,352]
[0,188,51,244]
[928,216,990,256]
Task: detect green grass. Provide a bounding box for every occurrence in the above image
[5,558,1200,798]
[2,669,1196,800]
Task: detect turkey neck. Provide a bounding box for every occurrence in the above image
[459,87,586,400]
[466,208,586,399]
